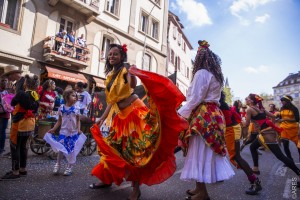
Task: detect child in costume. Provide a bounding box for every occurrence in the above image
[1,74,39,180]
[44,90,86,176]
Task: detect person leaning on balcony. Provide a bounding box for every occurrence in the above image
[76,34,86,60]
[67,30,76,57]
[55,29,68,54]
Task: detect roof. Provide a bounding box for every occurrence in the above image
[168,11,193,50]
[273,71,300,88]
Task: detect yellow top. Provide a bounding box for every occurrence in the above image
[105,66,133,105]
[280,109,299,129]
[104,66,133,125]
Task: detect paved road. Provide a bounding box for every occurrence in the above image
[0,140,299,200]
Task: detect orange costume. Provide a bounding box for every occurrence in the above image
[280,110,299,146]
[91,66,187,186]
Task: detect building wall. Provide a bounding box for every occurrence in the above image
[273,72,300,111]
[0,0,36,73]
[167,15,193,96]
[0,0,169,85]
[273,83,300,111]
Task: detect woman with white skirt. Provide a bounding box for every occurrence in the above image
[178,40,235,200]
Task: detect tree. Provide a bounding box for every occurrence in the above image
[223,87,233,105]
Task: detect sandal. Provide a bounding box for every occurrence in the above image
[89,183,112,189]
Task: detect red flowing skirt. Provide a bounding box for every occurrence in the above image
[91,67,188,186]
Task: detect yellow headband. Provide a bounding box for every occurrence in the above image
[282,95,292,101]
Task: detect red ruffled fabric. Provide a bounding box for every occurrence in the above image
[91,67,188,186]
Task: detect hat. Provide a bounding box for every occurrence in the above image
[1,65,23,77]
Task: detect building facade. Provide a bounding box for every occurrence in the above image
[273,71,300,111]
[0,0,169,90]
[167,11,193,96]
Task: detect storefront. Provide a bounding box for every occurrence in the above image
[39,63,105,93]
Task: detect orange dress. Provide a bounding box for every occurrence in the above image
[280,110,299,146]
[91,66,188,186]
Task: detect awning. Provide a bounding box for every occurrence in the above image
[45,66,87,83]
[93,77,106,88]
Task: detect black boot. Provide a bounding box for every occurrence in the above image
[245,178,262,195]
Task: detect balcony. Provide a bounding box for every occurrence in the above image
[48,0,100,23]
[43,36,90,69]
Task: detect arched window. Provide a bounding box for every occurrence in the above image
[143,53,151,71]
[101,35,114,60]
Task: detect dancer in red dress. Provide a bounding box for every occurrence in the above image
[90,44,188,200]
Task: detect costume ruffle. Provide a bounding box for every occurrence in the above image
[44,132,86,164]
[91,67,188,186]
[180,135,235,183]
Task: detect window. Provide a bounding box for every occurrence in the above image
[101,35,114,60]
[59,17,74,34]
[173,26,177,39]
[0,0,21,30]
[187,67,190,79]
[176,57,181,71]
[140,13,148,33]
[183,42,186,52]
[143,53,151,71]
[178,33,182,45]
[171,50,174,64]
[106,0,120,16]
[295,93,299,98]
[151,20,159,39]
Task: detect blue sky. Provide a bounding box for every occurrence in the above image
[169,0,300,100]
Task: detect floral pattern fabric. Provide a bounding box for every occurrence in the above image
[52,133,80,154]
[179,102,226,156]
[106,98,160,167]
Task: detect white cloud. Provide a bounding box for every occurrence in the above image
[230,0,274,16]
[255,14,270,23]
[229,0,274,25]
[244,65,269,73]
[170,2,178,11]
[173,0,212,27]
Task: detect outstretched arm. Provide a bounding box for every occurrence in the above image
[96,104,112,127]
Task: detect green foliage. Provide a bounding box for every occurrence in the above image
[223,87,233,105]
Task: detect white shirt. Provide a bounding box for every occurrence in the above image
[178,69,222,118]
[76,91,91,110]
[58,105,80,135]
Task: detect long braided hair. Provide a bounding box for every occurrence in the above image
[192,40,224,86]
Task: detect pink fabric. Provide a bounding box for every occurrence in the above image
[0,93,14,118]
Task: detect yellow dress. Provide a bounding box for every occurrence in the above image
[280,109,299,146]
